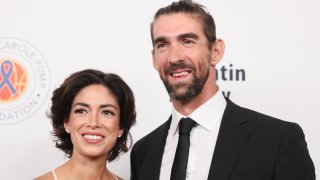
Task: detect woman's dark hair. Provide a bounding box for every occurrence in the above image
[48,69,136,161]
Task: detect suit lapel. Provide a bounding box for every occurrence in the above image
[208,99,251,180]
[140,117,172,180]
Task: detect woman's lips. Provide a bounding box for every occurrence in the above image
[82,132,105,144]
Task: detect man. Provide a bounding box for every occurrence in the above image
[131,0,315,179]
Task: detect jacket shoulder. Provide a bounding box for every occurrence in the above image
[131,118,171,155]
[227,98,297,131]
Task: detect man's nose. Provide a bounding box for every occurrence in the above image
[168,44,184,64]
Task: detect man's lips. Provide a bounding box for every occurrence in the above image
[169,69,191,79]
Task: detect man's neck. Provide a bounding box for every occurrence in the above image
[173,84,219,116]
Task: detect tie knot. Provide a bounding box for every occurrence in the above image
[179,117,196,136]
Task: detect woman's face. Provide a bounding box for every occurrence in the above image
[64,84,123,159]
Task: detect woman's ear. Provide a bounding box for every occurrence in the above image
[210,39,225,66]
[118,129,124,138]
[64,118,70,133]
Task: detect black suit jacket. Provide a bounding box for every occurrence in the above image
[130,99,315,180]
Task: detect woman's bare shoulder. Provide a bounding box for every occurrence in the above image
[34,171,54,180]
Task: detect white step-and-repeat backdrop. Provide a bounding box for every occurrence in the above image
[1,0,319,179]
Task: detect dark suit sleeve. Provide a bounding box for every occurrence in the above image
[274,122,315,180]
[130,137,148,180]
[130,143,139,180]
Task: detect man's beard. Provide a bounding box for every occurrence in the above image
[161,61,210,104]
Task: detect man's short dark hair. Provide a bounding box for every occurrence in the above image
[151,0,216,48]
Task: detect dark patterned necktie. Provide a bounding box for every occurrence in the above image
[170,117,196,180]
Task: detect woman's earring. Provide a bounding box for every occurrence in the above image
[66,129,70,133]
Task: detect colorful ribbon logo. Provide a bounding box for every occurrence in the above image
[0,60,17,95]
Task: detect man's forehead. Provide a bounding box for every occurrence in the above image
[152,13,202,37]
[154,13,199,24]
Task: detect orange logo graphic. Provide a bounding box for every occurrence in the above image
[0,37,50,124]
[0,60,28,102]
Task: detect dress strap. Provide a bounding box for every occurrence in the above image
[51,170,58,180]
[51,169,116,180]
[112,173,119,180]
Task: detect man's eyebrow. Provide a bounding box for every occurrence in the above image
[178,33,199,40]
[153,33,199,46]
[153,36,167,45]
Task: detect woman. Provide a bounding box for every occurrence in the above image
[35,69,136,180]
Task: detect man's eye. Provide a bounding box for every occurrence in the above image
[158,44,165,48]
[183,40,195,47]
[156,43,168,50]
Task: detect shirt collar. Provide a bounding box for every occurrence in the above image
[170,89,227,136]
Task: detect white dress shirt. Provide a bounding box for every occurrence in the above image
[159,90,227,180]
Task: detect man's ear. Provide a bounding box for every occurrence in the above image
[152,49,159,71]
[210,39,225,66]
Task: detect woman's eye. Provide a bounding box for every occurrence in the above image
[102,110,115,116]
[74,109,86,114]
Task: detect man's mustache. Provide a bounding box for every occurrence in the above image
[164,62,194,74]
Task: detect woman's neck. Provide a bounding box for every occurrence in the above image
[57,153,115,180]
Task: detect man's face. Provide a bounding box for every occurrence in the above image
[152,13,213,103]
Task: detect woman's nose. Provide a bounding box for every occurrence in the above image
[87,112,100,127]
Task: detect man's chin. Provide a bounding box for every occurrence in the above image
[169,88,190,100]
[170,84,190,94]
